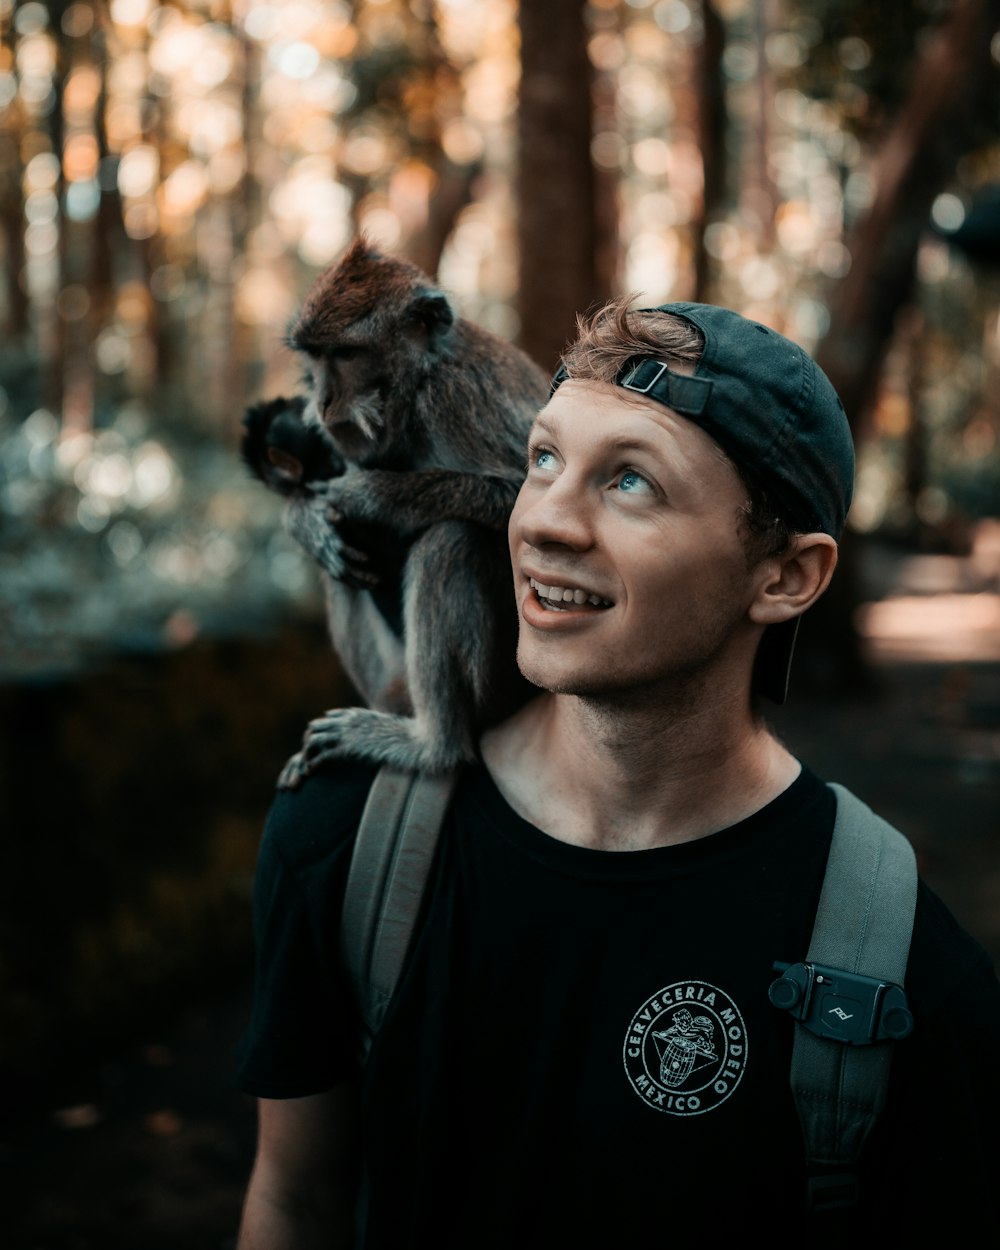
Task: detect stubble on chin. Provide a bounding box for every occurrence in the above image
[515,616,752,718]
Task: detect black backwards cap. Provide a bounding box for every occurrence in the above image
[549,301,855,704]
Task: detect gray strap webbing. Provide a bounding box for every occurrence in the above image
[342,767,460,1060]
[790,783,917,1170]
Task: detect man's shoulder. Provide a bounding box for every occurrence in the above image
[260,758,381,873]
[909,878,1000,1013]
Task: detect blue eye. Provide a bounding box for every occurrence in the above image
[618,469,651,493]
[534,449,557,470]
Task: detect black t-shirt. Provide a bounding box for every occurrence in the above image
[236,760,1000,1245]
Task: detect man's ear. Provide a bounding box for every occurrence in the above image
[749,533,839,626]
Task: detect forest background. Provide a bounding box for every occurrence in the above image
[1,0,999,1245]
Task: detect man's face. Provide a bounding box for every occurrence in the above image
[508,379,768,703]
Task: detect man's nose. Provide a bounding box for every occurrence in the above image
[514,476,594,551]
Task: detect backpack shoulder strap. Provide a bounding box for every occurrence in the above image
[810,784,916,980]
[788,782,918,1210]
[341,766,460,1061]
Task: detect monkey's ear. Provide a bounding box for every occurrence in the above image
[409,288,455,336]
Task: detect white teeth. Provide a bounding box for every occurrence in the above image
[528,577,611,607]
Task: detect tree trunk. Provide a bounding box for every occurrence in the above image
[0,153,29,340]
[516,0,603,372]
[815,0,1000,432]
[691,0,726,301]
[743,0,778,250]
[407,157,481,281]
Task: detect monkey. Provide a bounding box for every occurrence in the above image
[241,238,549,785]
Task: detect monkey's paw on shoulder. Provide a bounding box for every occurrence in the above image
[276,707,473,788]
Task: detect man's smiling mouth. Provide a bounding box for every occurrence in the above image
[529,577,613,612]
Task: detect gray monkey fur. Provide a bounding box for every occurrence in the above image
[243,238,549,783]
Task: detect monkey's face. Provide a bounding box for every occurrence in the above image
[298,348,386,464]
[287,238,456,466]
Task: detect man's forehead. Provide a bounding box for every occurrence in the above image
[533,378,719,455]
[536,377,667,425]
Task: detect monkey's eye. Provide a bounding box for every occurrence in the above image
[328,345,365,361]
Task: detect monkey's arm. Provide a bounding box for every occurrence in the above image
[316,466,521,535]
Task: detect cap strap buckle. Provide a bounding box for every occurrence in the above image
[618,358,713,417]
[620,358,668,394]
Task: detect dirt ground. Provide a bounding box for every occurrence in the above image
[5,541,999,1250]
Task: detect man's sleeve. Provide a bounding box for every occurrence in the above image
[234,772,372,1097]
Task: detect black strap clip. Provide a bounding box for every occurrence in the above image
[769,960,913,1044]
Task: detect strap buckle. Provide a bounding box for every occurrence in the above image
[620,359,669,394]
[769,961,913,1045]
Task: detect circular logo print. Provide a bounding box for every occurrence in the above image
[623,981,748,1115]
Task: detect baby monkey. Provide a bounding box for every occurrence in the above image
[242,238,548,784]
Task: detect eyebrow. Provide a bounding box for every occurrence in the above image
[530,415,668,459]
[605,436,668,457]
[530,414,557,437]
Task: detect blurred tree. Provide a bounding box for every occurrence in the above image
[691,0,727,300]
[516,0,607,370]
[814,0,1000,432]
[781,0,1000,691]
[394,6,479,278]
[899,305,928,525]
[745,0,779,251]
[0,108,28,338]
[91,34,125,348]
[344,2,477,279]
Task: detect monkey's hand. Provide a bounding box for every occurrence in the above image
[241,396,344,496]
[313,465,521,536]
[286,494,380,589]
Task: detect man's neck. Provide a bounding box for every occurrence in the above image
[480,686,800,852]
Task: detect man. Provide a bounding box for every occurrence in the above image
[236,301,1000,1247]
